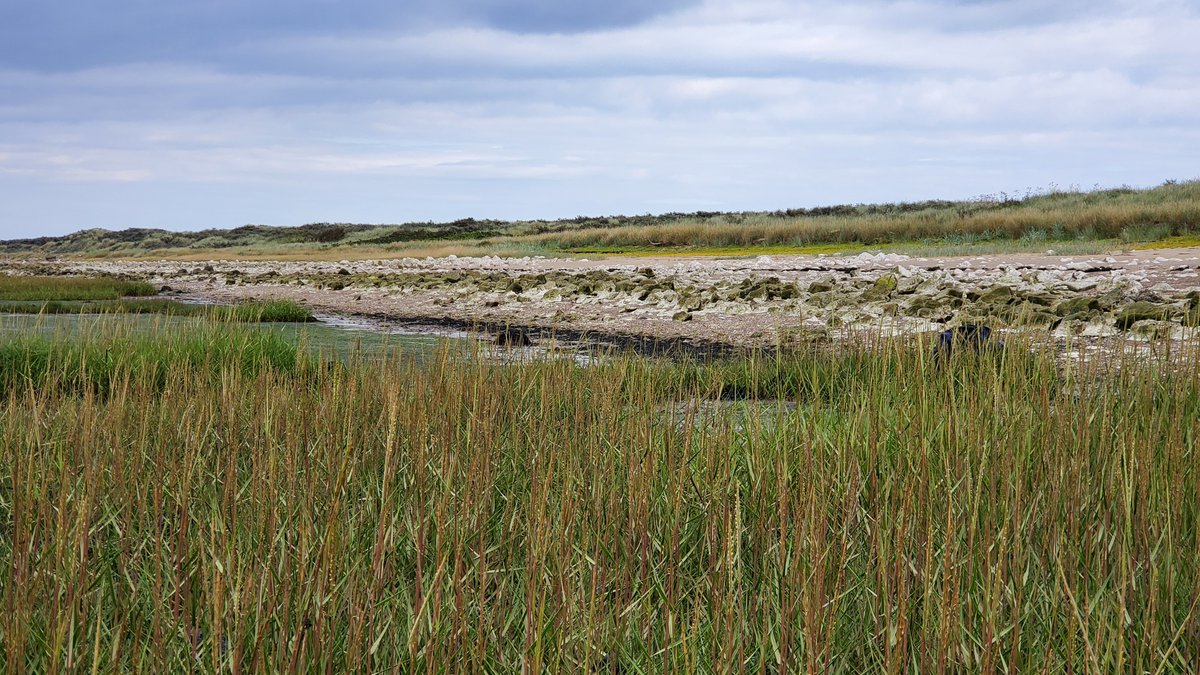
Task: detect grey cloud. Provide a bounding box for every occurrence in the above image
[0,0,699,71]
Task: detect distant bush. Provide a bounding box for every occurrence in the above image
[314,225,347,243]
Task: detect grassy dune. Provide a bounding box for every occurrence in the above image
[1,323,1197,671]
[3,181,1198,260]
[524,182,1200,253]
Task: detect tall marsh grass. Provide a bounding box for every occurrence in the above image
[1,325,1197,672]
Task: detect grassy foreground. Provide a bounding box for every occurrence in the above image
[1,325,1198,672]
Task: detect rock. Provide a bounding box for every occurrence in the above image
[896,276,926,294]
[863,274,898,300]
[1081,322,1119,338]
[1130,320,1172,340]
[1115,302,1169,330]
[1021,291,1057,307]
[976,286,1015,303]
[808,281,834,293]
[1054,297,1100,317]
[672,311,693,322]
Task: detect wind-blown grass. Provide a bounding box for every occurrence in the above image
[0,324,1197,672]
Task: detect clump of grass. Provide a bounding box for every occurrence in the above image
[1120,223,1174,242]
[221,299,316,322]
[0,274,156,300]
[0,323,1197,671]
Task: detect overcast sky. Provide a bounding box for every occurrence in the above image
[1,0,1197,237]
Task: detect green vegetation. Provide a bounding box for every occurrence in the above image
[0,325,302,396]
[0,294,315,324]
[2,180,1197,259]
[0,273,314,321]
[0,274,156,300]
[1,321,1197,672]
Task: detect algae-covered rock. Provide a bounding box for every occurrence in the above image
[1020,291,1057,307]
[738,277,798,301]
[1130,320,1172,339]
[1115,302,1169,330]
[677,294,705,312]
[976,286,1015,304]
[672,310,692,322]
[1011,307,1058,327]
[864,274,898,300]
[1054,297,1100,317]
[808,280,834,293]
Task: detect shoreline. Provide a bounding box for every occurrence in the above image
[5,247,1200,353]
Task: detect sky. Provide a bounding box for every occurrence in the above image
[1,0,1198,238]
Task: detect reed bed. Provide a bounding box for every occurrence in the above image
[1,324,1197,672]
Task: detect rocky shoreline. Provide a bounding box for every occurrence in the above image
[6,248,1200,352]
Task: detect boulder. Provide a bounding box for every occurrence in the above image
[1130,320,1172,340]
[863,274,898,300]
[1115,302,1169,330]
[1054,297,1100,317]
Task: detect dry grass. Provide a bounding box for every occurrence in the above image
[1,324,1198,671]
[522,183,1200,252]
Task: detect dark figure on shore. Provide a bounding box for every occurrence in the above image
[494,327,534,347]
[935,324,1002,360]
